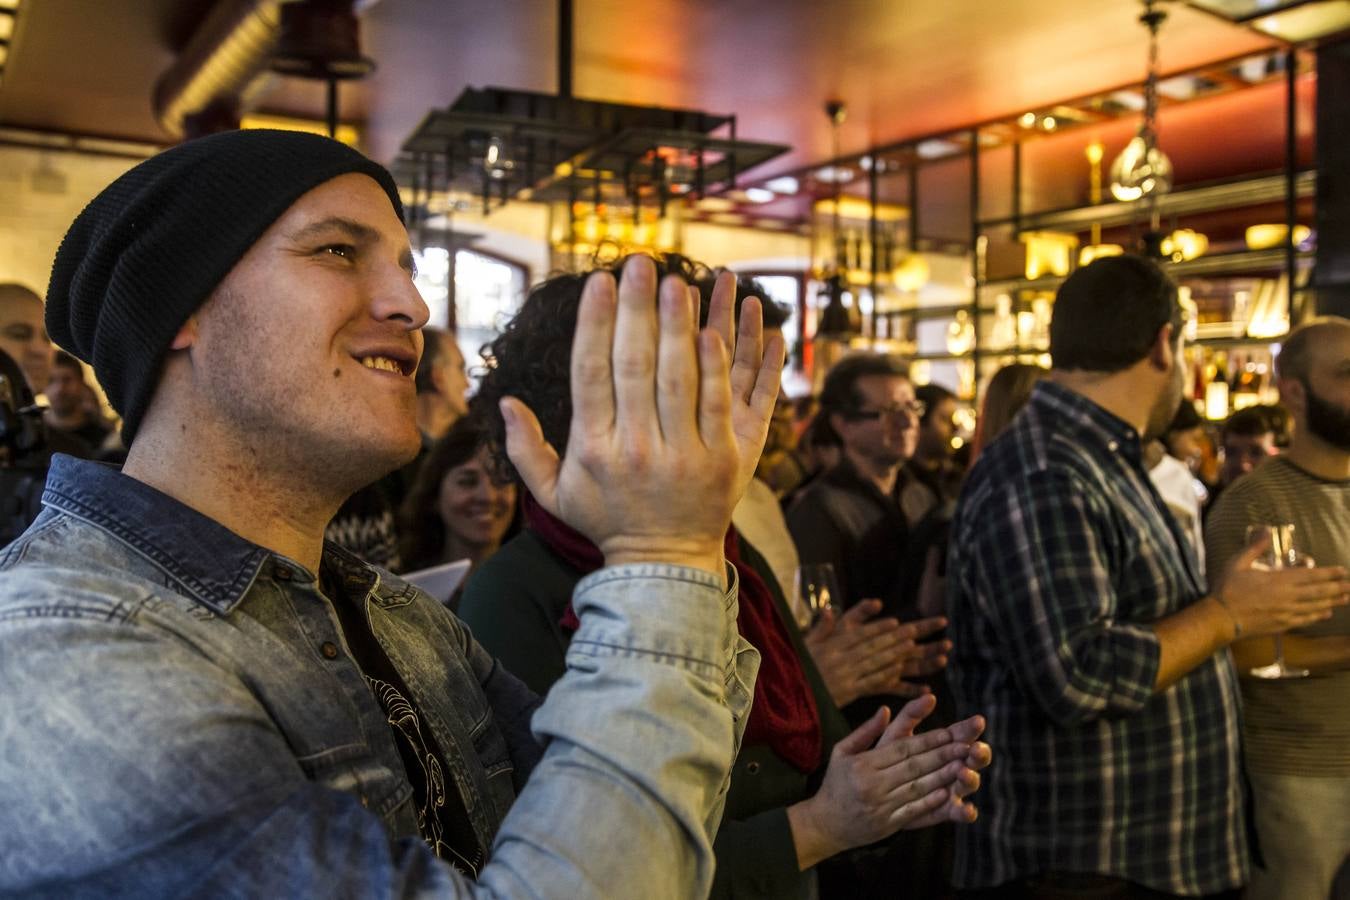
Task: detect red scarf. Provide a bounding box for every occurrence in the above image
[523,493,822,773]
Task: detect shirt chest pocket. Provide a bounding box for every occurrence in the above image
[293,739,414,819]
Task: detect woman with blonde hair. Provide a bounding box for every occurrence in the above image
[971,363,1047,460]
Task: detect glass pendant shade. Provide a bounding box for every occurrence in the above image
[1109,134,1173,202]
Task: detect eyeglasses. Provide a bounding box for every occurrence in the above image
[845,400,926,422]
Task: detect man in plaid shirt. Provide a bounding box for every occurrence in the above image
[947,255,1350,899]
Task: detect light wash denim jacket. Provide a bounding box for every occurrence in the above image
[0,456,758,898]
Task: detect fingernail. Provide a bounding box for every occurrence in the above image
[499,400,515,426]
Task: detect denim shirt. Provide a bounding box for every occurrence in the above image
[0,456,757,898]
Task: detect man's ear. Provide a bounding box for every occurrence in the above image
[828,410,848,439]
[1146,322,1177,374]
[168,315,199,351]
[1277,375,1305,413]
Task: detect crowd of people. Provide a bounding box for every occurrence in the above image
[0,129,1346,899]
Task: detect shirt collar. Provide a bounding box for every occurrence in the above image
[41,454,285,614]
[1031,381,1144,463]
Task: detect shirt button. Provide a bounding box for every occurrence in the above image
[273,565,293,582]
[746,761,761,775]
[1107,441,1119,452]
[321,642,339,659]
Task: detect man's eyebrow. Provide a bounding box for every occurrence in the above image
[287,216,380,245]
[288,216,417,276]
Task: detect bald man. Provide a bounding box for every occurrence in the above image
[0,283,53,391]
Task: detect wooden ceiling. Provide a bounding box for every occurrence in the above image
[0,0,1279,182]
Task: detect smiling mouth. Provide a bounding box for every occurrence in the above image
[358,355,414,376]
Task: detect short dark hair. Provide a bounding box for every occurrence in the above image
[801,411,841,450]
[914,382,956,425]
[693,273,791,331]
[1050,255,1182,373]
[52,350,84,377]
[818,353,910,416]
[473,253,711,479]
[1222,404,1286,442]
[1167,399,1202,434]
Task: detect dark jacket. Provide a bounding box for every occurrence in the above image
[785,457,911,613]
[460,528,851,900]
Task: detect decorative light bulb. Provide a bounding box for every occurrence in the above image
[1109,134,1172,202]
[483,136,515,181]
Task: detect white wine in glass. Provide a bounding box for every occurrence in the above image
[1245,523,1312,680]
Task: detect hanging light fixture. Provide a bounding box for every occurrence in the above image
[1110,1,1173,204]
[817,99,859,339]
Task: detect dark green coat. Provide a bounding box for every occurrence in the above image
[460,528,851,899]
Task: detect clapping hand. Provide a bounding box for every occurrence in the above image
[501,257,785,580]
[787,694,991,869]
[805,600,950,706]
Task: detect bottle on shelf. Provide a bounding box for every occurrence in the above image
[1232,352,1262,412]
[1203,350,1230,421]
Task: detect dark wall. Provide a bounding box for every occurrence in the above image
[1316,39,1350,317]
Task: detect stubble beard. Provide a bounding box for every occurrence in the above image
[196,289,419,498]
[1303,381,1350,453]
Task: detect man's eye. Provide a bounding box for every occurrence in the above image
[320,244,355,260]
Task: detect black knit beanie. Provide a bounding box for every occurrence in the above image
[46,128,404,444]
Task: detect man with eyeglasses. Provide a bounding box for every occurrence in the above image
[786,352,960,896]
[787,353,926,617]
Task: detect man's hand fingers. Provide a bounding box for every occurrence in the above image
[833,706,892,756]
[965,741,993,772]
[743,333,785,431]
[696,329,735,455]
[1232,533,1272,573]
[892,786,958,828]
[881,757,969,808]
[839,598,884,627]
[879,694,938,744]
[611,257,660,436]
[837,620,904,654]
[569,271,618,437]
[947,715,988,746]
[706,270,736,353]
[899,653,950,679]
[729,293,763,404]
[654,274,698,444]
[501,398,561,511]
[896,616,949,641]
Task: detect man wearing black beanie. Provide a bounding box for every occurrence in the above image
[0,129,811,896]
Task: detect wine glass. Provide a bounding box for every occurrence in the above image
[793,564,841,626]
[1245,523,1312,680]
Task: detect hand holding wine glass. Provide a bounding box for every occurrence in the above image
[1244,524,1313,679]
[1214,524,1350,672]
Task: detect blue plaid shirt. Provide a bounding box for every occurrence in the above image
[948,381,1247,894]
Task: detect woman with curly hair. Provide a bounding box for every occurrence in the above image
[397,417,517,610]
[461,254,988,900]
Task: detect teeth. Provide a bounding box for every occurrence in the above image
[360,356,402,374]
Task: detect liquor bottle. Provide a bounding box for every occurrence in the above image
[1233,353,1262,411]
[1204,351,1230,421]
